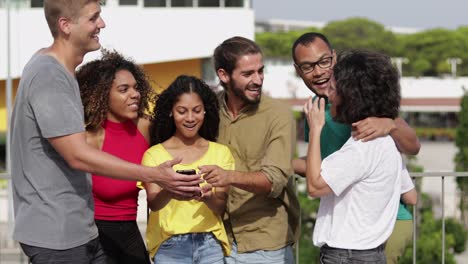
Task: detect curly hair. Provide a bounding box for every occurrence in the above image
[150,75,220,145]
[76,49,156,130]
[333,49,400,124]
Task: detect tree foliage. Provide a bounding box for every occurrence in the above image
[455,92,468,171]
[256,17,468,76]
[455,92,468,227]
[256,28,319,59]
[399,205,466,264]
[322,17,399,55]
[296,186,320,263]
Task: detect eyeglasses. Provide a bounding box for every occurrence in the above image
[296,56,333,74]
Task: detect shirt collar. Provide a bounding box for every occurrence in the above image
[218,90,260,121]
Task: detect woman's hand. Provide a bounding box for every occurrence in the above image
[304,96,326,134]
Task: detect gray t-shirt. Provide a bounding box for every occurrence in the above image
[10,53,97,249]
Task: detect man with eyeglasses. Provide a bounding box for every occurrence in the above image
[291,32,420,263]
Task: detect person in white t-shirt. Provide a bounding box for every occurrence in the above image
[304,49,414,263]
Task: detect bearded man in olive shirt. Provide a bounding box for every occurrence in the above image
[199,36,300,264]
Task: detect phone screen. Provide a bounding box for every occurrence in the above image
[176,169,196,175]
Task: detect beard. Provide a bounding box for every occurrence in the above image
[228,78,262,106]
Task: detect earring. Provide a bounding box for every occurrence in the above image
[169,112,173,117]
[204,111,206,115]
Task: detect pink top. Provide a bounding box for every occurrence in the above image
[93,119,149,221]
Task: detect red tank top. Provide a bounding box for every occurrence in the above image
[93,119,149,221]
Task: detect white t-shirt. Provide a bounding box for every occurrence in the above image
[313,136,404,250]
[401,165,415,194]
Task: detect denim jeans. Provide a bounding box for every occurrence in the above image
[320,244,386,264]
[20,237,109,264]
[153,232,224,264]
[224,242,295,264]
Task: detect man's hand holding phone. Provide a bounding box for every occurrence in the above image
[176,169,202,198]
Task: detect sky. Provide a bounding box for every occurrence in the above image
[253,0,468,30]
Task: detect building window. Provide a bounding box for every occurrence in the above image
[119,0,138,5]
[30,0,107,8]
[31,0,44,7]
[172,0,193,7]
[144,0,166,6]
[198,0,219,7]
[225,0,243,7]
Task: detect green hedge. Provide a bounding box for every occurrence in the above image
[415,127,456,141]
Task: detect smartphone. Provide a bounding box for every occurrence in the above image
[176,169,201,196]
[176,169,197,175]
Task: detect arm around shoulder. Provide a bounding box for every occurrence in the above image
[391,118,421,155]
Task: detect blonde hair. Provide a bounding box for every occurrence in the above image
[44,0,100,38]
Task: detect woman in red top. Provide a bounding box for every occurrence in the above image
[76,50,155,264]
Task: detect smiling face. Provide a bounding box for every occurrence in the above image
[219,53,264,107]
[107,70,141,123]
[294,38,336,97]
[172,92,205,140]
[69,1,106,53]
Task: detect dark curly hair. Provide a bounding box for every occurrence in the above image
[333,49,400,124]
[150,75,220,145]
[76,49,156,130]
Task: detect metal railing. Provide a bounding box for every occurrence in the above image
[410,172,468,264]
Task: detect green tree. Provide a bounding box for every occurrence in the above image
[322,17,399,55]
[439,218,467,253]
[296,190,320,263]
[411,58,431,77]
[455,92,468,228]
[255,18,468,76]
[399,194,463,264]
[256,28,320,59]
[399,28,468,76]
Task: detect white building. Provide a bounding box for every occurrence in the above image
[0,0,254,131]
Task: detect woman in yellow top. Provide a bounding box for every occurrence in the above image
[142,75,234,264]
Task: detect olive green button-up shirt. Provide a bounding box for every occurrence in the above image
[217,92,300,253]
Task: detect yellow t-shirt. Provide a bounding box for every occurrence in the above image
[141,141,234,258]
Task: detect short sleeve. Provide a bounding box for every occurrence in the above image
[138,149,160,189]
[401,166,414,194]
[141,149,158,167]
[321,142,366,196]
[29,67,85,138]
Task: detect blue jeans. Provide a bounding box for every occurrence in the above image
[154,233,224,264]
[320,244,386,264]
[224,242,295,264]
